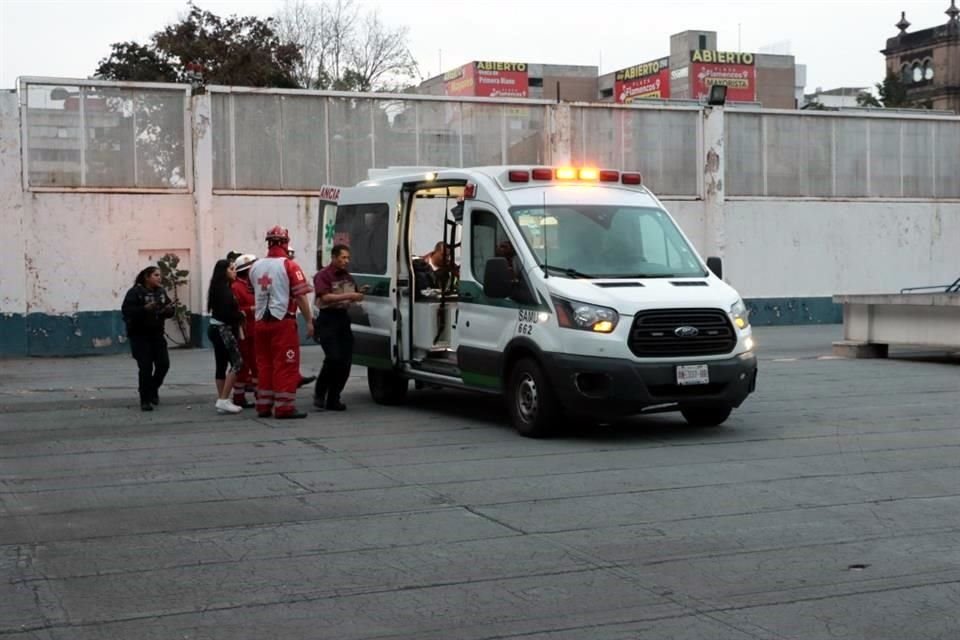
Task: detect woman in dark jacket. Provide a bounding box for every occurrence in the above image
[122,266,175,411]
[207,259,245,414]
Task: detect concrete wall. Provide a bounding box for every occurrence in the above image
[5,84,960,355]
[1,90,196,356]
[0,91,27,355]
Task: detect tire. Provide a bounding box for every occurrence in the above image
[506,357,558,438]
[680,406,732,427]
[368,368,409,405]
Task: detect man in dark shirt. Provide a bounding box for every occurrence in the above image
[313,244,366,411]
[413,241,459,297]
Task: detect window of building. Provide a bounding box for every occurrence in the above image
[332,203,389,274]
[923,60,934,81]
[528,77,543,87]
[470,210,512,280]
[698,34,708,50]
[600,88,614,98]
[912,64,923,83]
[901,64,911,83]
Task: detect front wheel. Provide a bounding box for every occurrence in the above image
[680,405,732,427]
[506,357,558,438]
[368,368,409,405]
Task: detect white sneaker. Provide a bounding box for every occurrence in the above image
[215,398,242,414]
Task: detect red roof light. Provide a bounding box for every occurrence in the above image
[599,170,619,182]
[621,172,643,185]
[531,168,553,180]
[508,170,529,182]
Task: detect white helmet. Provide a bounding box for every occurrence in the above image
[234,253,258,272]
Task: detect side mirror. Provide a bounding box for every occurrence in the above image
[706,256,723,279]
[483,257,512,298]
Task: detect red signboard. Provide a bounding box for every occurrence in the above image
[689,50,756,102]
[614,57,670,103]
[444,63,475,97]
[473,61,528,98]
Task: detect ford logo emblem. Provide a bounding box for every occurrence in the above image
[674,325,699,337]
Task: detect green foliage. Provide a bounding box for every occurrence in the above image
[157,253,191,346]
[857,72,932,109]
[95,42,178,83]
[95,2,301,90]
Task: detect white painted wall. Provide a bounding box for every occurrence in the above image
[5,87,960,354]
[213,195,322,273]
[24,193,194,314]
[0,91,26,316]
[724,200,960,298]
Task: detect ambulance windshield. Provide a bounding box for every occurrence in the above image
[509,205,706,278]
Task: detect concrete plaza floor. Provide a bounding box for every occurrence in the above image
[1,326,959,639]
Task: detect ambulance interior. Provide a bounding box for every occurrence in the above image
[405,184,464,369]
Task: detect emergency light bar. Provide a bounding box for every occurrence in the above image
[506,167,642,186]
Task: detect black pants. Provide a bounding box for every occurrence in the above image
[129,335,170,403]
[314,310,353,404]
[207,324,243,380]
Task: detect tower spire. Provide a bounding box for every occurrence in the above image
[896,11,911,33]
[947,0,960,22]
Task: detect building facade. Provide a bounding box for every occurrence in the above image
[882,3,960,113]
[598,30,801,109]
[416,62,598,101]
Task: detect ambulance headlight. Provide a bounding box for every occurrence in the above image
[553,297,619,333]
[730,299,750,330]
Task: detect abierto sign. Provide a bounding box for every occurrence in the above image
[690,50,756,103]
[444,61,529,98]
[614,57,670,102]
[474,61,529,98]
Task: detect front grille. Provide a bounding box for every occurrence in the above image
[628,308,736,357]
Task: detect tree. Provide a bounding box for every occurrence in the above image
[94,2,302,89]
[95,42,177,83]
[273,0,419,91]
[856,72,932,109]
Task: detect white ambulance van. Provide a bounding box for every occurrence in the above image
[322,166,757,437]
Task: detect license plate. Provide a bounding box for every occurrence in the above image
[676,364,709,386]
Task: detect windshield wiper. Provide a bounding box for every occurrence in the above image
[542,265,597,279]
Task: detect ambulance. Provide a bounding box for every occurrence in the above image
[320,166,757,437]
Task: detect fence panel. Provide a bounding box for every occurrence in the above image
[24,81,188,189]
[416,100,460,167]
[462,103,504,165]
[572,106,699,196]
[235,94,281,190]
[506,105,548,164]
[21,80,960,198]
[727,110,960,198]
[328,97,374,187]
[935,121,960,197]
[281,95,327,190]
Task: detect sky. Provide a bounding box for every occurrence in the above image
[1,0,956,92]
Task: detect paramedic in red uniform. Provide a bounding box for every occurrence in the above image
[249,226,314,419]
[231,254,258,408]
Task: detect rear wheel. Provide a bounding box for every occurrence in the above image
[506,357,558,438]
[368,368,409,405]
[680,405,732,427]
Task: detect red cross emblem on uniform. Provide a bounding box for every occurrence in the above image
[257,273,273,291]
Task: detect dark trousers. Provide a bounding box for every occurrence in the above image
[129,335,170,403]
[314,310,353,405]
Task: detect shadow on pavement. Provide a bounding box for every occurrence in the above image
[397,386,721,443]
